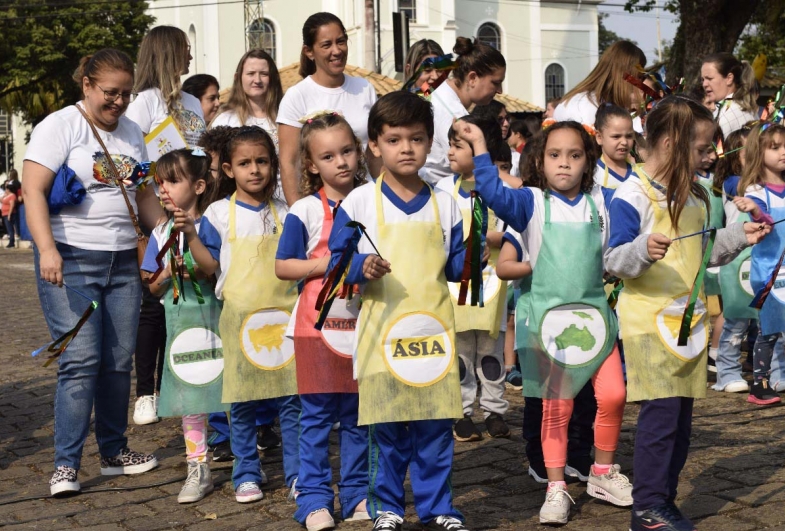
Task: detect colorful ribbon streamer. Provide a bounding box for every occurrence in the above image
[458,191,486,307]
[677,228,716,346]
[402,54,456,96]
[605,277,623,310]
[32,284,99,367]
[750,244,785,310]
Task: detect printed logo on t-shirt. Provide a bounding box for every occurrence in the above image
[174,109,207,148]
[90,152,140,192]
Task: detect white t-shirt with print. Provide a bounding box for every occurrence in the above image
[277,75,377,148]
[125,88,206,148]
[423,82,469,186]
[24,104,148,251]
[210,110,279,152]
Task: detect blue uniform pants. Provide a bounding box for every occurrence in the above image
[208,398,279,446]
[294,393,368,523]
[230,395,301,488]
[368,419,463,524]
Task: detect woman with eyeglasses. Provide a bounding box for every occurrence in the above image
[22,49,163,496]
[126,25,208,427]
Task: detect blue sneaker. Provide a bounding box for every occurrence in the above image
[506,368,522,390]
[630,503,695,531]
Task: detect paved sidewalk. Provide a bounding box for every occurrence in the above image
[1,247,784,530]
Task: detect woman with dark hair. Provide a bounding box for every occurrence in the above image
[423,37,506,185]
[701,52,758,137]
[23,49,162,496]
[277,12,379,205]
[182,74,221,124]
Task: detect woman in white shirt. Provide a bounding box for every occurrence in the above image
[23,49,163,497]
[211,49,283,151]
[701,53,759,138]
[423,37,506,185]
[126,26,206,148]
[553,40,646,132]
[277,12,379,205]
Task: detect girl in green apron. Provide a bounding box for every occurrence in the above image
[713,128,756,393]
[141,149,222,504]
[605,97,769,531]
[455,119,631,525]
[176,127,301,504]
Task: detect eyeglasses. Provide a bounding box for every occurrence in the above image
[94,83,137,103]
[497,115,511,124]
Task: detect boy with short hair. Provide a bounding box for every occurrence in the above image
[328,91,469,531]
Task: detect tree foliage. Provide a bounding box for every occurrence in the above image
[736,6,785,76]
[0,0,155,125]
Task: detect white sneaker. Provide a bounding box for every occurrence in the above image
[305,508,335,531]
[178,461,213,503]
[133,395,159,425]
[722,380,750,393]
[587,464,633,507]
[539,484,574,524]
[288,477,299,501]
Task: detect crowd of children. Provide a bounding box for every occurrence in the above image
[34,12,785,531]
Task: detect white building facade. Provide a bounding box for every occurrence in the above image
[148,0,601,108]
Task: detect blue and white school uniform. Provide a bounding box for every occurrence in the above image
[199,196,301,488]
[276,192,368,523]
[593,157,637,189]
[327,180,465,523]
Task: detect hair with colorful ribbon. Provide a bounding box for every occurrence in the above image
[528,120,598,194]
[738,121,785,197]
[155,148,214,215]
[299,112,367,196]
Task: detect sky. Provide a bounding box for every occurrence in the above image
[598,2,679,65]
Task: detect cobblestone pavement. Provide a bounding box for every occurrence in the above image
[2,247,785,530]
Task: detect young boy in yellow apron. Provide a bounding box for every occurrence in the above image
[327,92,468,531]
[605,97,767,531]
[435,114,510,442]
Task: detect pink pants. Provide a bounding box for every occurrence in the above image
[182,413,209,462]
[542,345,626,468]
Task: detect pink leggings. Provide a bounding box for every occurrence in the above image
[183,413,209,462]
[542,345,626,468]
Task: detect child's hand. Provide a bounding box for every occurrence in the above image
[481,244,491,263]
[452,120,488,155]
[173,208,196,236]
[743,221,772,245]
[647,233,671,261]
[363,255,391,280]
[733,197,761,218]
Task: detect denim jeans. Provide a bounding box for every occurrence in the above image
[713,317,751,390]
[35,242,142,470]
[753,328,783,382]
[3,214,15,246]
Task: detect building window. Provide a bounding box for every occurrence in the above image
[399,0,416,23]
[545,63,566,101]
[247,18,276,60]
[188,24,197,73]
[477,22,501,51]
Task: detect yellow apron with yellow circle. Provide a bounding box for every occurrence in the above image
[617,177,709,401]
[355,176,462,425]
[219,194,298,403]
[447,177,507,338]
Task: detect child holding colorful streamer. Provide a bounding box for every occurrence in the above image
[327,92,468,531]
[141,148,220,504]
[606,96,768,531]
[435,114,510,442]
[275,112,370,530]
[734,123,785,406]
[593,103,637,189]
[456,119,631,525]
[175,127,301,504]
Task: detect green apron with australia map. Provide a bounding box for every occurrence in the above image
[518,191,618,399]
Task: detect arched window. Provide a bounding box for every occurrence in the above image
[188,24,197,73]
[545,63,566,101]
[247,18,276,61]
[477,22,501,51]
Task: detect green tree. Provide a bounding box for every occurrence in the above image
[598,13,637,56]
[0,0,155,125]
[736,6,785,76]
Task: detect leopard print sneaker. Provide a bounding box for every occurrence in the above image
[50,465,80,496]
[100,447,158,475]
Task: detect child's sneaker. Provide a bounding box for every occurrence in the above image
[426,515,470,530]
[132,395,159,425]
[100,448,157,475]
[506,368,523,390]
[256,424,281,450]
[372,511,404,531]
[235,481,263,503]
[748,379,782,406]
[565,455,592,482]
[178,461,213,503]
[539,483,574,525]
[484,413,510,438]
[586,464,632,506]
[453,415,483,442]
[630,503,696,531]
[305,508,335,531]
[345,499,371,521]
[50,465,80,496]
[210,440,234,462]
